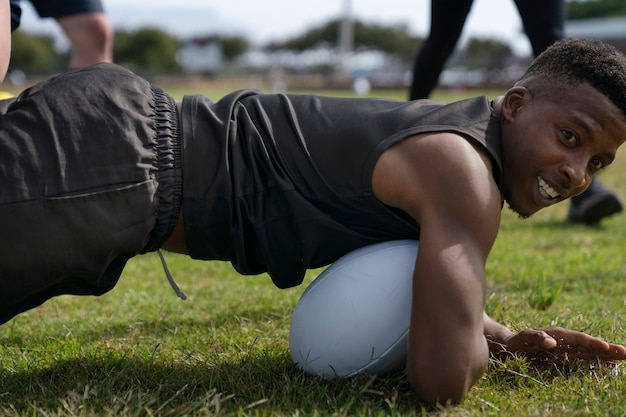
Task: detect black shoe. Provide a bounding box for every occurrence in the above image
[567,180,623,224]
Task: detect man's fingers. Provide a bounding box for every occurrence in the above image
[600,343,626,360]
[512,328,626,366]
[530,342,626,365]
[543,328,615,352]
[539,332,558,349]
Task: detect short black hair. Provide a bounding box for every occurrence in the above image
[515,38,626,120]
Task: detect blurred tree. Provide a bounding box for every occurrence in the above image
[185,35,247,61]
[463,38,513,70]
[267,19,422,64]
[114,28,181,74]
[568,0,626,19]
[353,22,422,63]
[9,30,58,74]
[217,36,249,61]
[267,20,338,51]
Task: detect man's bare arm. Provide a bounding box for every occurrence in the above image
[373,132,502,404]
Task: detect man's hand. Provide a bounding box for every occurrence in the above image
[492,326,626,366]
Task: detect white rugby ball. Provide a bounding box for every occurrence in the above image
[289,239,418,379]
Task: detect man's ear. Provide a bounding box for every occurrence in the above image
[501,86,530,122]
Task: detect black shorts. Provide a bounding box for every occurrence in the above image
[28,0,104,19]
[0,64,182,324]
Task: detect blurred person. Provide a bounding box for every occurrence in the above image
[1,0,12,81]
[409,0,623,225]
[10,0,113,69]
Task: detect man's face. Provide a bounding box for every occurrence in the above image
[500,83,626,218]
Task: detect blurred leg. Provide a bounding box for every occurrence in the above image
[56,12,113,68]
[567,179,623,224]
[409,0,474,100]
[514,0,564,56]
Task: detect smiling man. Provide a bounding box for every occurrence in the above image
[498,81,624,216]
[1,38,626,406]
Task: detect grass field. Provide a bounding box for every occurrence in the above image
[1,83,625,416]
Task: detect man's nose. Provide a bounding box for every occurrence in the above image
[562,159,589,191]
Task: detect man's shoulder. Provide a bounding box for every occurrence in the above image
[374,131,501,227]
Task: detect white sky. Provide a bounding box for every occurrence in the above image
[17,0,534,56]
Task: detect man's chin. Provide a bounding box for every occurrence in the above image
[505,201,533,219]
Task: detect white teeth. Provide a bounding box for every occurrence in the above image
[538,176,559,199]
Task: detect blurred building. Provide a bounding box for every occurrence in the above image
[177,38,223,75]
[565,17,626,53]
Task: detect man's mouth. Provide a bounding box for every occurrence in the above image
[538,176,559,199]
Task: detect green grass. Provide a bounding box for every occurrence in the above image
[2,85,626,416]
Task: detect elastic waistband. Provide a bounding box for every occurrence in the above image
[141,86,183,253]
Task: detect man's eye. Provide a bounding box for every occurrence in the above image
[591,158,605,170]
[561,130,576,144]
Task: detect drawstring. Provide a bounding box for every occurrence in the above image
[158,250,187,300]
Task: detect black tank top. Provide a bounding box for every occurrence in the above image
[180,91,502,288]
